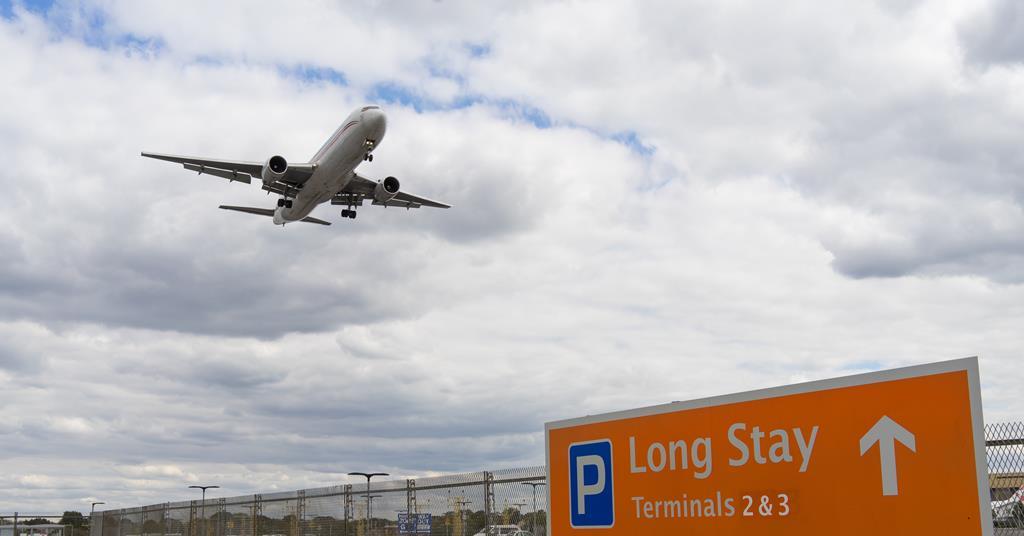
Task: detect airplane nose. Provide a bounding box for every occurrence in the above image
[362,107,387,135]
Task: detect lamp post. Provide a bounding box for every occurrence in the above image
[522,482,545,535]
[90,503,105,536]
[348,472,388,536]
[188,485,219,536]
[366,495,382,534]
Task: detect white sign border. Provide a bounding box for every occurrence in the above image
[544,356,991,535]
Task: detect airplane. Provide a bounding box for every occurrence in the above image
[141,105,450,226]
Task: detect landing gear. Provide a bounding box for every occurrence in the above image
[363,153,374,162]
[277,198,293,208]
[341,209,357,219]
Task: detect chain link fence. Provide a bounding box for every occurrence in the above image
[989,422,1024,534]
[90,467,547,536]
[86,421,1024,536]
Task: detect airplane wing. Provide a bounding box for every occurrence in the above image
[339,173,451,209]
[141,152,316,186]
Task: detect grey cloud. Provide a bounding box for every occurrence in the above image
[790,82,1024,280]
[413,180,536,243]
[0,219,448,338]
[0,340,40,373]
[960,0,1024,66]
[113,355,285,390]
[832,243,1024,283]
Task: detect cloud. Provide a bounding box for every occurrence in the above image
[2,0,1024,515]
[959,0,1024,66]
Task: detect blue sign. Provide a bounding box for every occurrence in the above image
[569,439,614,528]
[397,513,432,534]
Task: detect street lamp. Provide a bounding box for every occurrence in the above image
[367,495,382,526]
[522,482,546,535]
[89,503,105,536]
[188,485,219,536]
[348,472,388,536]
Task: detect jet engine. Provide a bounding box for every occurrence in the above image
[261,155,288,186]
[374,176,401,203]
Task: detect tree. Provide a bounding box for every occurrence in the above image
[500,507,522,526]
[60,513,86,528]
[59,512,90,536]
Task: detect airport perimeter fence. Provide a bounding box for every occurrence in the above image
[989,422,1024,534]
[88,466,547,536]
[85,422,1024,536]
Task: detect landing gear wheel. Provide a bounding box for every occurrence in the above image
[277,198,285,207]
[341,209,350,218]
[368,154,374,162]
[285,200,293,208]
[349,211,357,219]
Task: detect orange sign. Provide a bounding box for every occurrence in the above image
[546,358,990,535]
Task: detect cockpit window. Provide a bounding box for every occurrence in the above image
[361,106,380,111]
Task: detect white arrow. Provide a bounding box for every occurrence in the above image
[859,415,916,496]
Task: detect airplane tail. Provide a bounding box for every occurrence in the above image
[218,205,331,226]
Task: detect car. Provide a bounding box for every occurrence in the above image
[992,486,1024,527]
[471,525,528,536]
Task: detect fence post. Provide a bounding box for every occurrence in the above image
[343,485,352,536]
[217,499,225,536]
[483,472,493,530]
[294,491,305,536]
[406,479,416,515]
[252,495,262,536]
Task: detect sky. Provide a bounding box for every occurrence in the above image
[1,0,1023,514]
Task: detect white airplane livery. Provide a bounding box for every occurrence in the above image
[142,105,449,225]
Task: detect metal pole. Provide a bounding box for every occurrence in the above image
[483,473,492,532]
[368,498,385,532]
[188,485,219,536]
[347,472,387,536]
[522,483,545,536]
[90,503,105,536]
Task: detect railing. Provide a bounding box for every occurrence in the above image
[91,466,547,536]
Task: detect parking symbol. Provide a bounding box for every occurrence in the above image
[569,439,614,528]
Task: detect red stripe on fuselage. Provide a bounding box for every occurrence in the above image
[312,120,359,162]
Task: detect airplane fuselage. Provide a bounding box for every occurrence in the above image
[273,106,387,224]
